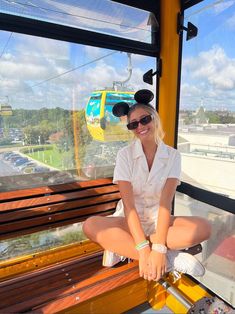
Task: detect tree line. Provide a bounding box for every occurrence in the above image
[181,110,235,125]
[1,107,92,150]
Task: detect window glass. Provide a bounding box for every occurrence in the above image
[106,92,135,104]
[178,0,235,199]
[0,0,154,43]
[0,223,86,262]
[175,192,235,307]
[0,31,156,191]
[177,0,235,306]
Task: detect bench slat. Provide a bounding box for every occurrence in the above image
[0,185,119,211]
[0,201,117,233]
[0,178,143,314]
[0,178,114,201]
[0,255,104,307]
[0,211,114,240]
[0,202,116,239]
[0,254,139,313]
[31,265,140,314]
[0,192,120,223]
[0,178,120,239]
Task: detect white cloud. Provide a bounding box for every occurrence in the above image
[181,83,201,97]
[213,0,235,14]
[81,60,117,90]
[0,60,52,80]
[73,59,152,109]
[0,33,76,108]
[16,34,69,59]
[0,31,153,110]
[183,46,235,90]
[84,46,104,60]
[181,46,235,110]
[226,12,235,28]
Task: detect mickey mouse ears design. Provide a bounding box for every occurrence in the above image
[112,89,154,117]
[112,101,130,117]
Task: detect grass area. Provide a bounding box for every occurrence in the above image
[26,145,74,170]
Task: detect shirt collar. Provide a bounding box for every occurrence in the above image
[132,139,169,159]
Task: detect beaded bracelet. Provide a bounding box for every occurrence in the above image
[151,243,167,254]
[135,239,150,251]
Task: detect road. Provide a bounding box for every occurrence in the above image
[0,155,19,176]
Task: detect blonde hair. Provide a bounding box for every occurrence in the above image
[127,104,165,144]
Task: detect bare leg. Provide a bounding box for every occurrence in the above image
[82,216,139,260]
[83,215,211,257]
[166,216,212,250]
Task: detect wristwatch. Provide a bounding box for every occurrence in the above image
[152,243,167,254]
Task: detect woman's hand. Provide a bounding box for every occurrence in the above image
[138,246,151,279]
[147,250,167,281]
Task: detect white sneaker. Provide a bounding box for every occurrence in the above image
[102,250,126,267]
[166,250,205,277]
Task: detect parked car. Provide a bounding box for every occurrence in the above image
[9,156,23,163]
[14,158,29,167]
[5,153,20,161]
[23,165,50,174]
[33,166,50,173]
[18,161,37,171]
[2,151,14,159]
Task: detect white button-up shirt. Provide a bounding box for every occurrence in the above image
[113,139,181,229]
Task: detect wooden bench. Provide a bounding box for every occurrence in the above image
[0,178,120,240]
[0,178,148,313]
[0,254,146,314]
[0,178,209,314]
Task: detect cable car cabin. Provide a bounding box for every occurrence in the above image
[0,0,235,313]
[85,90,135,142]
[0,104,12,116]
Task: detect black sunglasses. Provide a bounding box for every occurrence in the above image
[127,114,153,130]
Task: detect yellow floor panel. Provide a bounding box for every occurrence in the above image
[59,279,148,314]
[147,273,211,314]
[0,240,101,281]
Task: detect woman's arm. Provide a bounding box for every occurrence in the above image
[147,178,178,281]
[150,178,178,245]
[118,180,151,279]
[118,180,146,245]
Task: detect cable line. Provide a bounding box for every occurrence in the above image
[29,50,118,88]
[0,32,13,59]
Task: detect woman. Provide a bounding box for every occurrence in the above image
[83,89,211,282]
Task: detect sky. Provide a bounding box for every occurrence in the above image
[181,0,235,110]
[0,0,235,112]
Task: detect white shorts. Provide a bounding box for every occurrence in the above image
[141,218,158,236]
[112,200,161,236]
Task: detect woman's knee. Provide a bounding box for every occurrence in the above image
[174,216,212,243]
[192,217,212,242]
[82,216,99,239]
[199,218,212,240]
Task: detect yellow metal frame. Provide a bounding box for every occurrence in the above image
[158,0,181,146]
[99,90,106,122]
[60,279,148,314]
[149,3,213,308]
[148,274,211,313]
[0,240,101,281]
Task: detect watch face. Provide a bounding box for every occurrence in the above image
[152,244,167,253]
